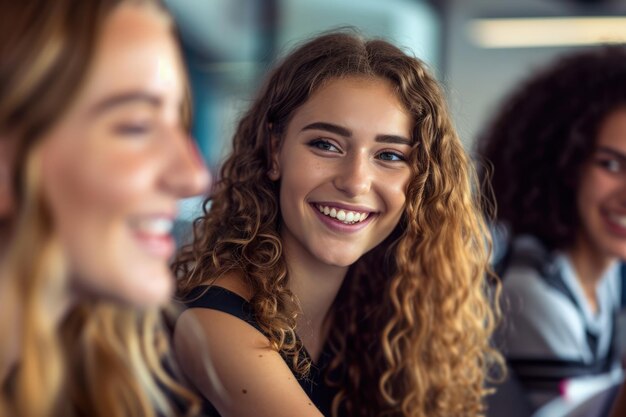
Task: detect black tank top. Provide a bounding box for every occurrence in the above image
[183,286,340,417]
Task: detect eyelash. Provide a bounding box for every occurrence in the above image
[596,158,622,173]
[114,123,153,136]
[307,138,407,162]
[378,151,406,162]
[308,138,340,152]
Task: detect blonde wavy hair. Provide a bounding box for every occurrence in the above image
[174,31,503,417]
[0,1,197,416]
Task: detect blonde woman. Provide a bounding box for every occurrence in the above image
[174,32,503,417]
[0,0,209,416]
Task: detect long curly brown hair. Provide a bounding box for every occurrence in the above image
[174,31,503,417]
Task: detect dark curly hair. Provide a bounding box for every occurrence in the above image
[476,45,626,251]
[175,30,503,417]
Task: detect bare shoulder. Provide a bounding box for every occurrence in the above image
[210,269,253,301]
[174,275,323,417]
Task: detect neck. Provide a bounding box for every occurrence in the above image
[288,260,347,331]
[567,233,616,312]
[282,238,348,361]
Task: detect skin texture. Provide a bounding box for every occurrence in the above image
[271,76,411,271]
[176,76,412,417]
[37,4,209,307]
[571,107,626,308]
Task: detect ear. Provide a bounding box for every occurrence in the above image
[267,132,281,181]
[0,138,15,218]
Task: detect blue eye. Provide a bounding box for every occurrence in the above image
[378,151,406,162]
[309,139,340,153]
[597,158,622,173]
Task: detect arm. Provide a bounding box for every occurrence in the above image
[174,308,324,417]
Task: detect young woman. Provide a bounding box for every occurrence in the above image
[477,46,626,411]
[174,32,503,417]
[0,1,209,416]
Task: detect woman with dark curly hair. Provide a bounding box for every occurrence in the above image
[173,31,503,417]
[477,46,626,411]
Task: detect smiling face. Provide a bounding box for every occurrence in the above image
[37,3,209,307]
[270,76,413,271]
[576,107,626,266]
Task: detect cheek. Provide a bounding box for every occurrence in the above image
[386,172,409,212]
[42,145,156,221]
[578,170,613,209]
[44,162,111,227]
[40,143,156,270]
[576,170,622,234]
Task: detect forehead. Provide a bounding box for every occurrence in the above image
[76,3,182,107]
[597,107,626,149]
[289,76,412,135]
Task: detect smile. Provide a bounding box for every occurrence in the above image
[607,212,626,228]
[315,204,370,225]
[131,217,174,235]
[130,216,176,258]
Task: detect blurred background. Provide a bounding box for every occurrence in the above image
[165,0,626,216]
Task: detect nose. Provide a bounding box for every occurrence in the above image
[162,131,211,198]
[332,151,372,197]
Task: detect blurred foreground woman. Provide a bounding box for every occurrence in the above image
[0,1,209,416]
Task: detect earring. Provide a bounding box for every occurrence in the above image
[268,167,279,180]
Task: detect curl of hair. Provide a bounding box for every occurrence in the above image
[174,30,503,417]
[476,46,626,250]
[0,1,198,416]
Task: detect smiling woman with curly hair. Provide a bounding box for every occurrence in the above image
[173,31,503,417]
[477,46,626,410]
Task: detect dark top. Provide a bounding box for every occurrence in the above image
[183,286,341,417]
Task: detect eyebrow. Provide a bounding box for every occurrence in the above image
[301,121,412,145]
[89,92,162,115]
[596,146,626,161]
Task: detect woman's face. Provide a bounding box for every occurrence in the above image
[37,3,209,306]
[271,76,412,270]
[576,107,626,265]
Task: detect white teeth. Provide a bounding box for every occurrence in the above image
[315,204,370,224]
[134,218,173,235]
[609,213,626,227]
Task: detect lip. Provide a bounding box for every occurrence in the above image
[310,203,376,234]
[130,213,177,258]
[311,201,375,213]
[602,210,626,238]
[133,231,176,258]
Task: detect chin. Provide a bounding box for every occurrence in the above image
[117,268,174,307]
[318,253,362,268]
